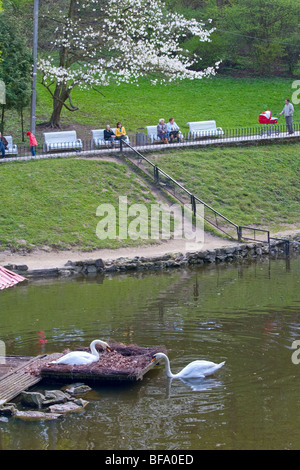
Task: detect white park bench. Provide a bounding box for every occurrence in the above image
[43,131,83,152]
[145,125,184,143]
[3,136,18,155]
[187,121,224,139]
[91,129,130,148]
[145,126,161,144]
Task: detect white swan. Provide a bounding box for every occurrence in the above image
[152,352,225,379]
[52,340,111,366]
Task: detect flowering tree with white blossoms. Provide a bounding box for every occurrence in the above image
[39,0,219,128]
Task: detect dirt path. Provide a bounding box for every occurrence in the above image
[1,227,299,271]
[1,153,299,271]
[0,233,234,270]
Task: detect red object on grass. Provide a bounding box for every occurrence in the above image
[259,110,279,124]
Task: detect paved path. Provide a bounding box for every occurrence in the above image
[0,234,236,271]
[1,129,299,164]
[1,130,298,271]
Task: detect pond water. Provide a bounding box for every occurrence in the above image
[0,257,300,450]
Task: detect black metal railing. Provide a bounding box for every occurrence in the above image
[1,122,299,160]
[119,139,270,243]
[1,124,296,245]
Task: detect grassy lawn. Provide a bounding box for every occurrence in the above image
[1,75,299,252]
[0,158,166,252]
[4,75,299,145]
[147,143,300,231]
[0,142,299,253]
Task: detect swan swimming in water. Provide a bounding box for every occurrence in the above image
[152,352,225,379]
[52,340,111,365]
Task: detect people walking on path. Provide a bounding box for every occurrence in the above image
[279,99,294,134]
[26,131,38,156]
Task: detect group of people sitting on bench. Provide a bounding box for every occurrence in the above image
[157,117,180,144]
[103,122,127,147]
[104,118,180,147]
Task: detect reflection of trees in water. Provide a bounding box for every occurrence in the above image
[149,269,196,321]
[142,259,300,351]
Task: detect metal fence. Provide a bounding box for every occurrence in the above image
[1,125,279,244]
[1,122,299,160]
[120,140,271,243]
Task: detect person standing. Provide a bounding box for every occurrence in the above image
[279,99,294,134]
[26,131,38,155]
[0,132,8,158]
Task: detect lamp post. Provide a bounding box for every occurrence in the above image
[30,0,39,134]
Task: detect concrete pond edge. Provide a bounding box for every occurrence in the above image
[3,234,300,280]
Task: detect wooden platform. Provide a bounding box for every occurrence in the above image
[0,344,166,405]
[0,355,57,406]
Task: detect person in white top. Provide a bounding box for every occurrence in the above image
[279,99,294,134]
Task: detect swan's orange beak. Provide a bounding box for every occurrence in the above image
[106,346,111,352]
[151,356,156,362]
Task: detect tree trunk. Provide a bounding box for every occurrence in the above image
[49,83,69,128]
[20,108,25,141]
[48,0,76,128]
[1,106,5,134]
[49,101,64,128]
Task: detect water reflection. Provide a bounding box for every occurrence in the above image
[167,376,224,393]
[0,257,300,449]
[177,377,224,393]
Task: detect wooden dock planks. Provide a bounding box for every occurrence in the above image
[0,354,56,406]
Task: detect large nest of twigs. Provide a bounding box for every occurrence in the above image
[80,342,166,357]
[39,342,167,383]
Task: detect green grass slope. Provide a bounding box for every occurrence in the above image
[148,143,300,230]
[0,142,299,253]
[0,158,163,252]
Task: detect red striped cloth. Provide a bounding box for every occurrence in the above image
[0,266,27,290]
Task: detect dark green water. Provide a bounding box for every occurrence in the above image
[0,257,300,450]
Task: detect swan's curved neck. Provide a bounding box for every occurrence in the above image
[161,354,175,378]
[90,341,102,358]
